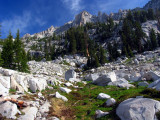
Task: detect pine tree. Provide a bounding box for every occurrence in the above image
[69,29,77,54]
[147,9,155,20]
[150,29,157,50]
[51,45,56,60]
[20,49,30,73]
[27,50,32,61]
[134,22,144,53]
[124,47,129,58]
[1,32,14,69]
[128,45,134,57]
[94,55,100,68]
[0,52,4,66]
[14,30,29,72]
[158,33,160,46]
[99,46,106,65]
[44,40,51,61]
[107,42,113,61]
[14,30,22,70]
[127,10,134,23]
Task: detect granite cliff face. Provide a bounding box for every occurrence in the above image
[22,0,160,39]
[23,26,56,39]
[23,10,129,38]
[72,11,93,26]
[143,0,160,11]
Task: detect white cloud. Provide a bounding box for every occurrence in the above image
[2,11,31,38]
[62,0,84,11]
[1,11,46,38]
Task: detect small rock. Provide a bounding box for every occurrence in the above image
[64,82,73,87]
[97,93,111,100]
[106,98,116,106]
[60,87,72,94]
[95,110,109,118]
[55,92,68,102]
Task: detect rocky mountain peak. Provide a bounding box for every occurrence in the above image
[143,0,160,11]
[72,10,93,26]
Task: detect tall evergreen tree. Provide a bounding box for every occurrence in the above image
[158,33,160,46]
[14,30,29,72]
[20,49,29,73]
[94,55,100,68]
[0,52,4,66]
[134,22,144,53]
[27,50,32,61]
[147,8,155,20]
[68,29,77,54]
[14,30,22,70]
[150,29,157,50]
[44,40,51,61]
[99,46,106,65]
[1,32,14,69]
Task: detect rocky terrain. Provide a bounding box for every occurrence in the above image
[1,0,160,119]
[0,47,160,119]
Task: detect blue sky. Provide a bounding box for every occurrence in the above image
[0,0,150,38]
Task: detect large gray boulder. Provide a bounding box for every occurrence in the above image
[108,78,134,88]
[0,76,10,96]
[39,101,51,114]
[97,93,111,100]
[18,107,38,120]
[85,73,99,81]
[142,71,160,81]
[148,79,160,91]
[12,74,28,91]
[10,75,24,92]
[65,69,76,81]
[116,98,160,120]
[0,82,9,96]
[28,77,47,93]
[0,101,19,119]
[93,72,117,86]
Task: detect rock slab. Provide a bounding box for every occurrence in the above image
[116,98,160,120]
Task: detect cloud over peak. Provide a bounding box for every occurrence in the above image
[62,0,84,12]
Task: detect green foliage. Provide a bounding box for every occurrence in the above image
[150,29,157,50]
[14,30,29,72]
[20,49,30,73]
[147,8,155,20]
[107,42,120,61]
[9,89,16,94]
[0,52,4,66]
[64,83,146,120]
[95,18,115,42]
[158,33,160,46]
[1,30,29,73]
[1,32,14,69]
[44,40,51,61]
[60,60,70,66]
[66,27,89,55]
[99,46,106,65]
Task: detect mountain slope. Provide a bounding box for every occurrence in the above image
[143,0,160,10]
